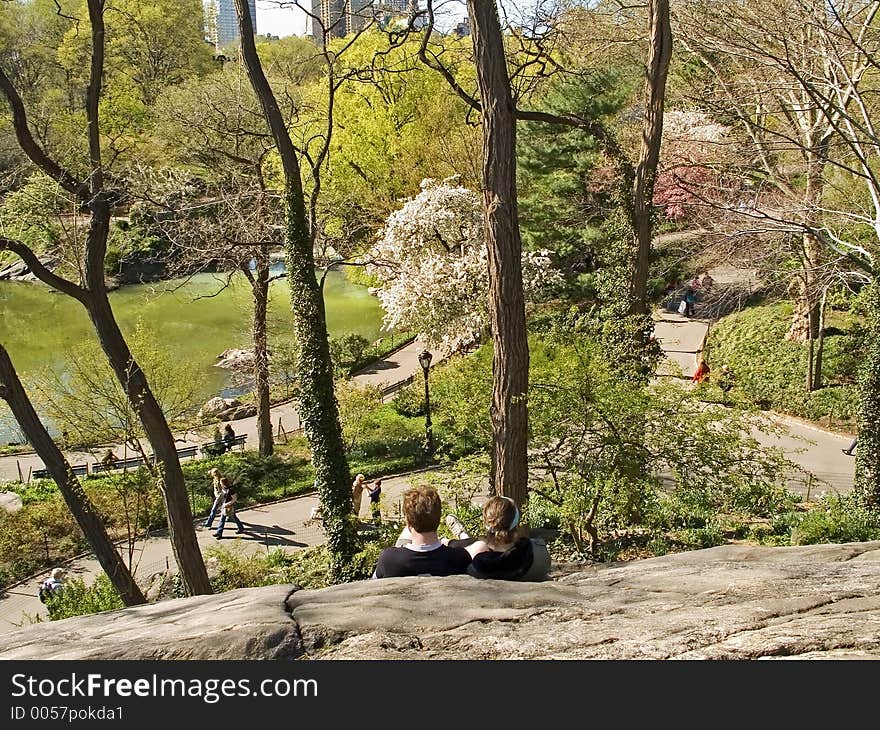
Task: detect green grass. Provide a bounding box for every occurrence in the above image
[706,302,861,426]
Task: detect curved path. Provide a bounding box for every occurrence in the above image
[651,263,855,498]
[0,338,442,483]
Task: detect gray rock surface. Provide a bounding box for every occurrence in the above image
[0,586,299,660]
[2,543,879,660]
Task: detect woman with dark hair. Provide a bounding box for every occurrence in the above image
[445,496,550,581]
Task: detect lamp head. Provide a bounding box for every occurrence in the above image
[418,349,433,372]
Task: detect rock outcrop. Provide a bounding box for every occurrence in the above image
[2,543,879,660]
[0,256,58,282]
[197,396,256,422]
[215,349,255,370]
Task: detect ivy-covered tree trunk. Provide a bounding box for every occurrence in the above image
[0,345,146,607]
[467,0,529,507]
[855,282,880,507]
[234,0,356,578]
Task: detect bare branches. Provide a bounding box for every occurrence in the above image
[0,67,87,201]
[0,236,89,303]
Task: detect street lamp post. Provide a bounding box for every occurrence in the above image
[418,349,434,458]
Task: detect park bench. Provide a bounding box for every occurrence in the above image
[201,433,247,457]
[32,464,90,479]
[176,445,199,460]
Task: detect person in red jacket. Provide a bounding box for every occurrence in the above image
[692,355,710,384]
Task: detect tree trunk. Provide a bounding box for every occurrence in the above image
[0,345,145,607]
[813,285,829,390]
[467,0,529,507]
[630,0,672,314]
[234,0,357,578]
[855,283,880,508]
[251,247,273,457]
[788,156,824,343]
[83,197,212,596]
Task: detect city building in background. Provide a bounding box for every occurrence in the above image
[310,1,419,45]
[204,0,257,48]
[451,16,470,37]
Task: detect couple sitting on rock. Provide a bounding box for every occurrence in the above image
[373,485,550,581]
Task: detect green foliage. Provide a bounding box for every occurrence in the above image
[43,574,124,621]
[336,380,385,452]
[526,315,797,551]
[518,70,636,273]
[791,494,880,545]
[391,378,425,418]
[33,323,206,448]
[205,536,392,593]
[184,451,314,510]
[0,173,72,252]
[707,303,861,424]
[329,333,372,375]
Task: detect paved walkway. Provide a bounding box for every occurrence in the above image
[651,264,856,499]
[0,469,435,630]
[0,338,441,483]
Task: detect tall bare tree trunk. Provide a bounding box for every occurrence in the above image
[630,0,672,314]
[467,0,529,506]
[788,158,825,344]
[251,246,273,456]
[81,197,212,597]
[0,346,146,607]
[234,0,356,578]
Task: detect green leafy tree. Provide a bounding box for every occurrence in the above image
[32,324,205,453]
[518,71,636,278]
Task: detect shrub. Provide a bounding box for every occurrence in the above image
[790,494,880,545]
[43,574,124,620]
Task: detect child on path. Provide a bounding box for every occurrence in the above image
[367,479,382,522]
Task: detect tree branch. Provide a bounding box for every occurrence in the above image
[0,237,89,304]
[0,68,87,200]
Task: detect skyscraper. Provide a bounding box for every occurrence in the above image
[204,0,257,48]
[311,1,417,45]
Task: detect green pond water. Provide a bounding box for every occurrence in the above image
[0,268,384,442]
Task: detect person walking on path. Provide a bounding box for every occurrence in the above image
[213,480,245,539]
[684,287,698,317]
[203,469,226,528]
[366,479,382,522]
[843,438,858,456]
[352,473,366,517]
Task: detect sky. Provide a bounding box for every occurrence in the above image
[255,1,307,37]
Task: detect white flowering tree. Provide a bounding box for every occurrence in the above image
[366,178,562,351]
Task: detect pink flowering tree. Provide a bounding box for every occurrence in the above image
[653,110,730,221]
